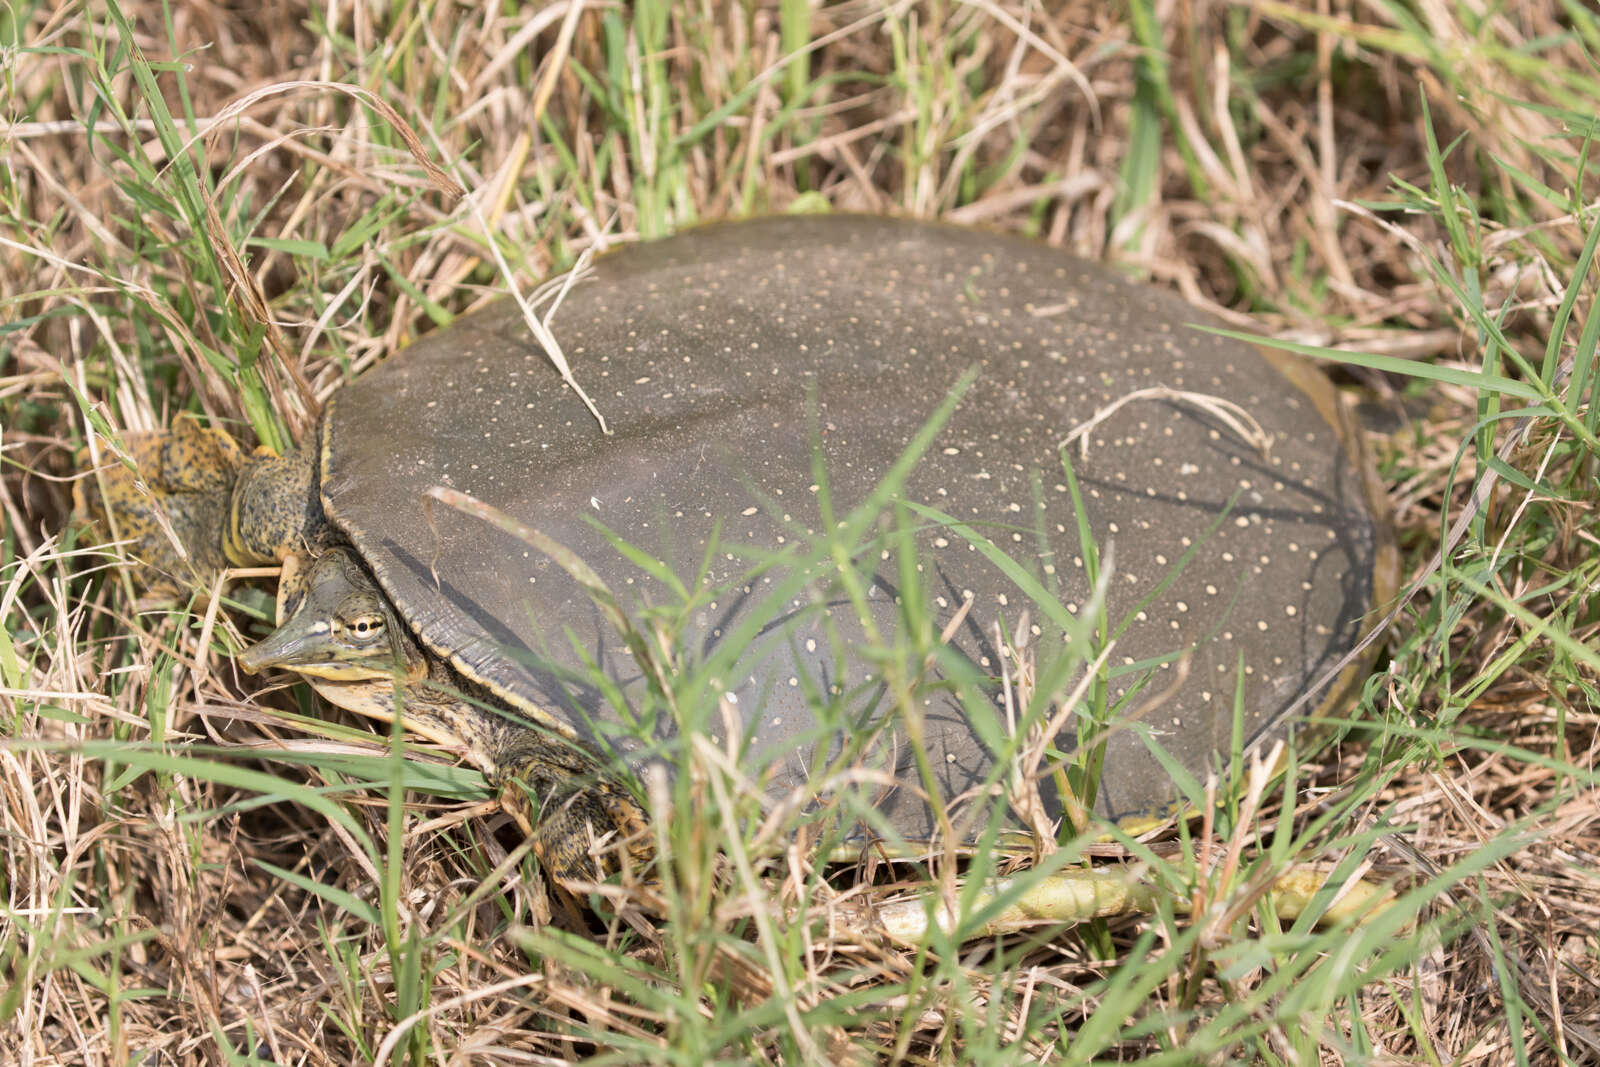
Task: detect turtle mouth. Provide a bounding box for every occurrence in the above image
[279,659,396,682]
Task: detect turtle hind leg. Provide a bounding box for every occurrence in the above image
[78,418,242,589]
[79,416,325,590]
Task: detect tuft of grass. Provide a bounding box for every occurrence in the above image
[3,0,1598,1062]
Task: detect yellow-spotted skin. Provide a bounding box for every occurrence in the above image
[80,416,324,590]
[226,447,323,567]
[155,417,243,494]
[81,418,241,589]
[86,423,648,889]
[496,729,654,888]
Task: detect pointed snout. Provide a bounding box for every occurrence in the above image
[238,622,329,675]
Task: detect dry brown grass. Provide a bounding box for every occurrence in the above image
[3,0,1598,1062]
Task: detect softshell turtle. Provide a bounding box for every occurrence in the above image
[91,215,1394,892]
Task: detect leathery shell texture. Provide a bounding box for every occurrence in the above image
[320,216,1384,841]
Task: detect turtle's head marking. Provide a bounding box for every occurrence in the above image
[240,546,425,683]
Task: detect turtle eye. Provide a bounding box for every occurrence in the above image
[346,613,385,642]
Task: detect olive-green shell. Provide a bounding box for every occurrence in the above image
[318,216,1391,840]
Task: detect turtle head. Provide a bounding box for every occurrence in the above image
[239,545,425,683]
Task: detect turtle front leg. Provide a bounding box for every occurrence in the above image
[494,735,653,890]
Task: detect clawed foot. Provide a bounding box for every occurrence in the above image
[497,741,654,891]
